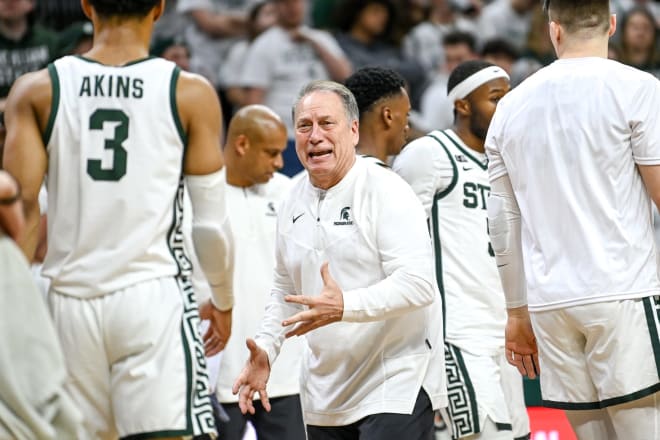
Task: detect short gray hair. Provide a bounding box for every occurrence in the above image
[291,80,359,124]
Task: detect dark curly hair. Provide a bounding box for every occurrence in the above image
[447,60,497,96]
[88,0,161,18]
[344,67,406,118]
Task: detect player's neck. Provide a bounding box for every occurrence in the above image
[555,38,609,60]
[84,20,153,65]
[356,130,387,162]
[453,125,485,154]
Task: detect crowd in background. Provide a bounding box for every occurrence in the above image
[2,1,658,137]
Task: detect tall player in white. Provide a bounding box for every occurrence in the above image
[3,0,233,438]
[487,0,660,438]
[394,60,530,440]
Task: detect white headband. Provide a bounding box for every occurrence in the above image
[447,66,510,103]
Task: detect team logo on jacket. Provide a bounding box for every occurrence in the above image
[266,202,277,216]
[455,154,468,163]
[334,206,353,226]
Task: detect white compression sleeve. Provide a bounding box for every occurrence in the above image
[186,170,234,311]
[487,174,527,308]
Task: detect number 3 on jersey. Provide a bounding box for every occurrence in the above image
[87,109,129,181]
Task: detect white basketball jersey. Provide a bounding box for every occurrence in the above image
[394,129,506,355]
[43,56,188,298]
[487,57,660,311]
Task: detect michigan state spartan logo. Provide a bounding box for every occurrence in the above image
[334,206,353,226]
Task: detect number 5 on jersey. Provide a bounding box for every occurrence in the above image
[87,108,129,181]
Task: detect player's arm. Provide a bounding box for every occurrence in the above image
[2,70,50,260]
[639,166,660,210]
[189,9,247,38]
[177,71,235,313]
[0,170,24,242]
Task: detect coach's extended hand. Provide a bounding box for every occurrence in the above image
[283,262,344,337]
[199,299,232,356]
[505,306,540,379]
[232,338,272,414]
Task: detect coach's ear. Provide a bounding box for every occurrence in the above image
[454,98,470,118]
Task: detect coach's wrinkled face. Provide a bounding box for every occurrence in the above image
[294,91,358,189]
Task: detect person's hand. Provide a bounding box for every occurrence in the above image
[199,299,232,356]
[505,306,540,379]
[282,262,343,337]
[232,338,271,414]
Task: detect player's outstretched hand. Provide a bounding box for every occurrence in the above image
[505,306,540,379]
[232,338,271,414]
[282,262,343,337]
[199,299,232,357]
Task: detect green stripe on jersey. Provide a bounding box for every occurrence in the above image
[43,63,60,146]
[170,66,188,146]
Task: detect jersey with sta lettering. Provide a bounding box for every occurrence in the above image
[43,56,188,298]
[394,129,506,356]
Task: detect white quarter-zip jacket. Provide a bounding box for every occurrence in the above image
[254,157,447,426]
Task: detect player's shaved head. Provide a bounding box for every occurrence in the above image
[227,104,286,145]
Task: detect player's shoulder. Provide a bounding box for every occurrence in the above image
[6,67,52,111]
[397,130,452,164]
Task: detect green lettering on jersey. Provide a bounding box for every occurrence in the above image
[116,76,130,98]
[79,76,91,97]
[86,109,129,181]
[132,78,143,99]
[463,182,478,209]
[94,75,105,97]
[463,182,491,210]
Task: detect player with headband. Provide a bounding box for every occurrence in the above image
[394,60,531,439]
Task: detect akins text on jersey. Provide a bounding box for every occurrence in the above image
[79,75,144,99]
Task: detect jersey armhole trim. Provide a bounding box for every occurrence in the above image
[427,132,458,200]
[170,66,188,146]
[42,63,60,146]
[441,130,487,170]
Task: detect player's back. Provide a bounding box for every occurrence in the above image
[43,55,187,298]
[487,57,660,309]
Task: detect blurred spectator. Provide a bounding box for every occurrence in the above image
[519,2,555,66]
[35,0,84,31]
[151,36,191,71]
[153,0,189,41]
[57,21,93,55]
[0,0,59,110]
[480,37,519,75]
[333,0,425,108]
[618,6,659,78]
[391,0,429,44]
[611,0,660,28]
[177,0,257,88]
[402,0,478,80]
[240,0,351,176]
[221,0,278,110]
[477,0,536,51]
[418,30,479,132]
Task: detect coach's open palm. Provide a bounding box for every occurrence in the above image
[505,307,540,379]
[232,338,271,415]
[282,262,344,337]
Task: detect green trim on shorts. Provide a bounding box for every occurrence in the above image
[120,428,191,440]
[495,422,512,431]
[514,434,531,440]
[43,63,60,145]
[643,296,660,378]
[542,382,660,410]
